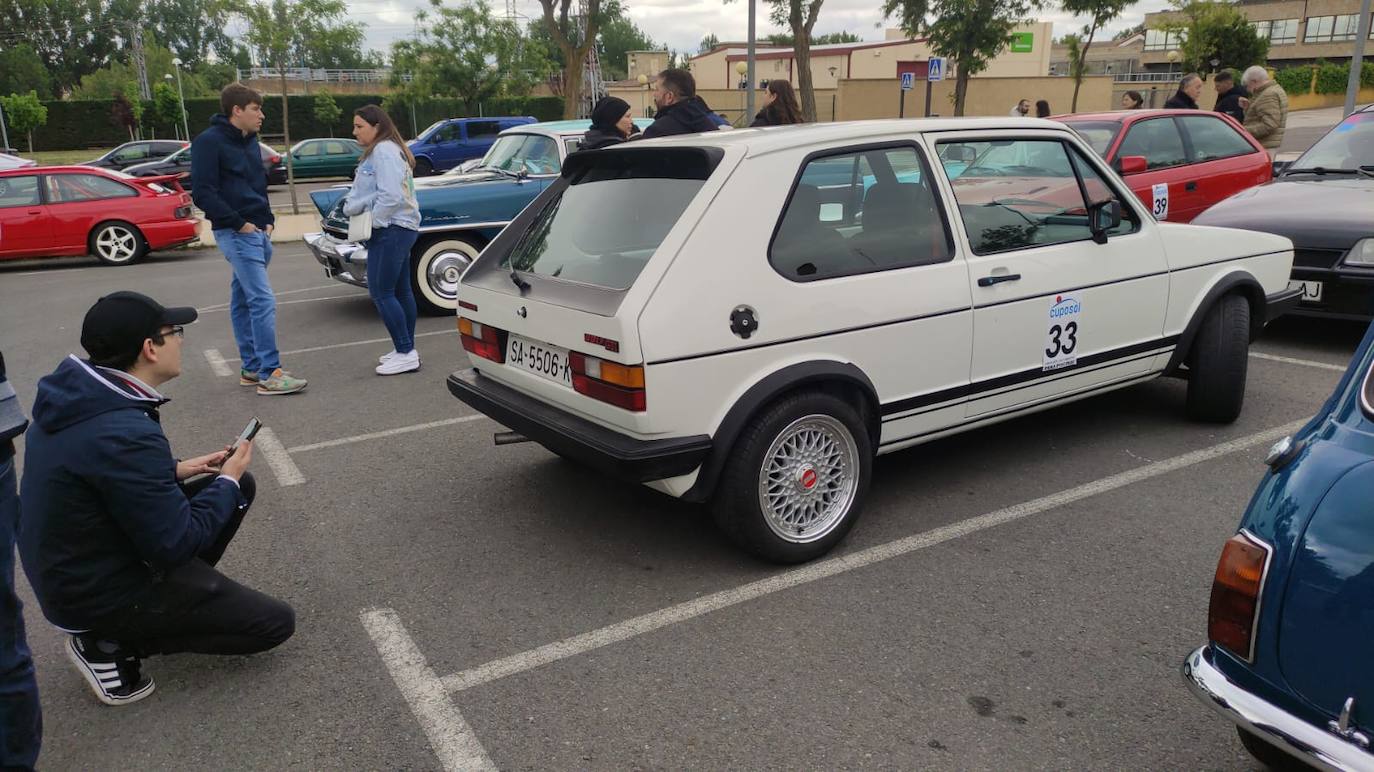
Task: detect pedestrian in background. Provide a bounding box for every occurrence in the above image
[1035,99,1052,118]
[1164,74,1203,109]
[1009,99,1031,117]
[1212,70,1248,123]
[750,80,804,126]
[1121,90,1145,109]
[191,83,308,396]
[1240,65,1289,159]
[345,105,423,376]
[583,96,638,149]
[0,349,40,769]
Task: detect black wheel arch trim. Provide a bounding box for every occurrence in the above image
[1164,271,1267,375]
[681,360,880,503]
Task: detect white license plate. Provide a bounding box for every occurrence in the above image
[505,334,574,388]
[1288,280,1323,302]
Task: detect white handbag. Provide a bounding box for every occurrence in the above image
[347,210,373,242]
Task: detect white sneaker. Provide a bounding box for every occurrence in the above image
[378,349,399,364]
[376,350,420,375]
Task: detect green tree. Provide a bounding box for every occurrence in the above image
[883,0,1041,116]
[1159,1,1268,75]
[699,33,720,53]
[1114,21,1146,40]
[151,81,185,139]
[1060,0,1134,111]
[111,91,143,141]
[764,30,862,45]
[0,0,142,95]
[71,34,214,101]
[0,92,48,152]
[142,0,239,67]
[597,1,659,80]
[535,0,606,118]
[313,91,342,136]
[0,44,53,99]
[390,0,551,109]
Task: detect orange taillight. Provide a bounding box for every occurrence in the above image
[1208,532,1271,660]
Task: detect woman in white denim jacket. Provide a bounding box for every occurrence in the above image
[344,105,423,375]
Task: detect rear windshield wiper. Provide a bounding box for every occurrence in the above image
[1284,166,1359,176]
[509,269,531,293]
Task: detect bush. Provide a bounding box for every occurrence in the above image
[1274,66,1313,95]
[1315,61,1349,94]
[25,93,566,151]
[1363,61,1374,89]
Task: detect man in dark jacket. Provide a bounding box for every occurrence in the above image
[1164,73,1203,109]
[19,292,294,706]
[642,69,720,138]
[1212,70,1247,123]
[191,83,307,396]
[0,349,40,768]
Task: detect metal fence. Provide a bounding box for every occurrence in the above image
[237,67,395,84]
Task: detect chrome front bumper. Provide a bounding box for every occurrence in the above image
[303,231,368,288]
[1183,645,1374,772]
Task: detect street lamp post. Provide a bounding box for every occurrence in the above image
[736,61,749,124]
[171,57,190,141]
[1167,49,1180,77]
[637,73,650,117]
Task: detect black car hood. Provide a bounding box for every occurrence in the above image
[1195,178,1374,251]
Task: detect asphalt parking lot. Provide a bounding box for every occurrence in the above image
[0,243,1366,769]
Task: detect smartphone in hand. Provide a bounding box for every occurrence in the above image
[224,417,263,459]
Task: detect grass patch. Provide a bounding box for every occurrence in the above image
[15,148,113,166]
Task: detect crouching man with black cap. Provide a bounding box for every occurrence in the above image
[18,291,295,706]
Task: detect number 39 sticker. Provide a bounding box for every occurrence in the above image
[1044,295,1081,371]
[1151,183,1169,220]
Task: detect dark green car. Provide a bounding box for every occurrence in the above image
[287,138,362,179]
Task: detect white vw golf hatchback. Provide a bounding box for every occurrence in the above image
[448,119,1299,563]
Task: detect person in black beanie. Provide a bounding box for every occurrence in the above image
[0,349,40,768]
[583,96,637,149]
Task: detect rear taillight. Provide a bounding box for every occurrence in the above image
[1208,532,1272,661]
[270,154,281,164]
[174,206,191,219]
[570,352,645,411]
[458,317,503,362]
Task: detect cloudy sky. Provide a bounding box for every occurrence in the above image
[348,0,1174,60]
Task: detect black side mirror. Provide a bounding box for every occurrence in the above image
[1088,199,1121,244]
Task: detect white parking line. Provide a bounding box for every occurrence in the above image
[438,418,1306,695]
[195,284,341,313]
[202,348,233,377]
[253,427,306,486]
[196,292,366,315]
[1250,351,1347,372]
[288,415,487,453]
[361,608,497,772]
[204,329,455,372]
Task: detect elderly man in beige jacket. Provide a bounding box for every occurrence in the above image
[1239,65,1288,158]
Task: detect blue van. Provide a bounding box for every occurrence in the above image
[407,116,538,176]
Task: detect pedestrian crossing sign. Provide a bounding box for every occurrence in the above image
[929,57,945,82]
[901,72,915,90]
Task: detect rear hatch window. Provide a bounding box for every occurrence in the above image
[500,148,716,291]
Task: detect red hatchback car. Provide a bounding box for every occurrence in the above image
[1058,109,1272,223]
[0,166,199,266]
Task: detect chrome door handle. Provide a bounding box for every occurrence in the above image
[977,273,1022,287]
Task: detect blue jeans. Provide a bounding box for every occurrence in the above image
[0,456,40,770]
[215,229,281,380]
[365,226,420,354]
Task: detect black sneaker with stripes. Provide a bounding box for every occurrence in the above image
[66,635,155,706]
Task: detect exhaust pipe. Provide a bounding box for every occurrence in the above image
[493,431,531,446]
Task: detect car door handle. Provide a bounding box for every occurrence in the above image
[977,273,1022,287]
[1185,181,1198,191]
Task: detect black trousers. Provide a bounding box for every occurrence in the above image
[85,472,295,659]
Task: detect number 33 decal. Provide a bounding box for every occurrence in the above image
[1045,321,1078,358]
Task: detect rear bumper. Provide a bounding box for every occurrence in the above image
[303,231,368,288]
[142,219,201,249]
[1182,645,1373,772]
[446,367,712,484]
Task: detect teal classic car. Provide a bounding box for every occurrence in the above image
[304,119,651,314]
[287,138,363,179]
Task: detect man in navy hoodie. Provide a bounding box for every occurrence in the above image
[1,349,40,767]
[191,83,307,396]
[19,292,294,706]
